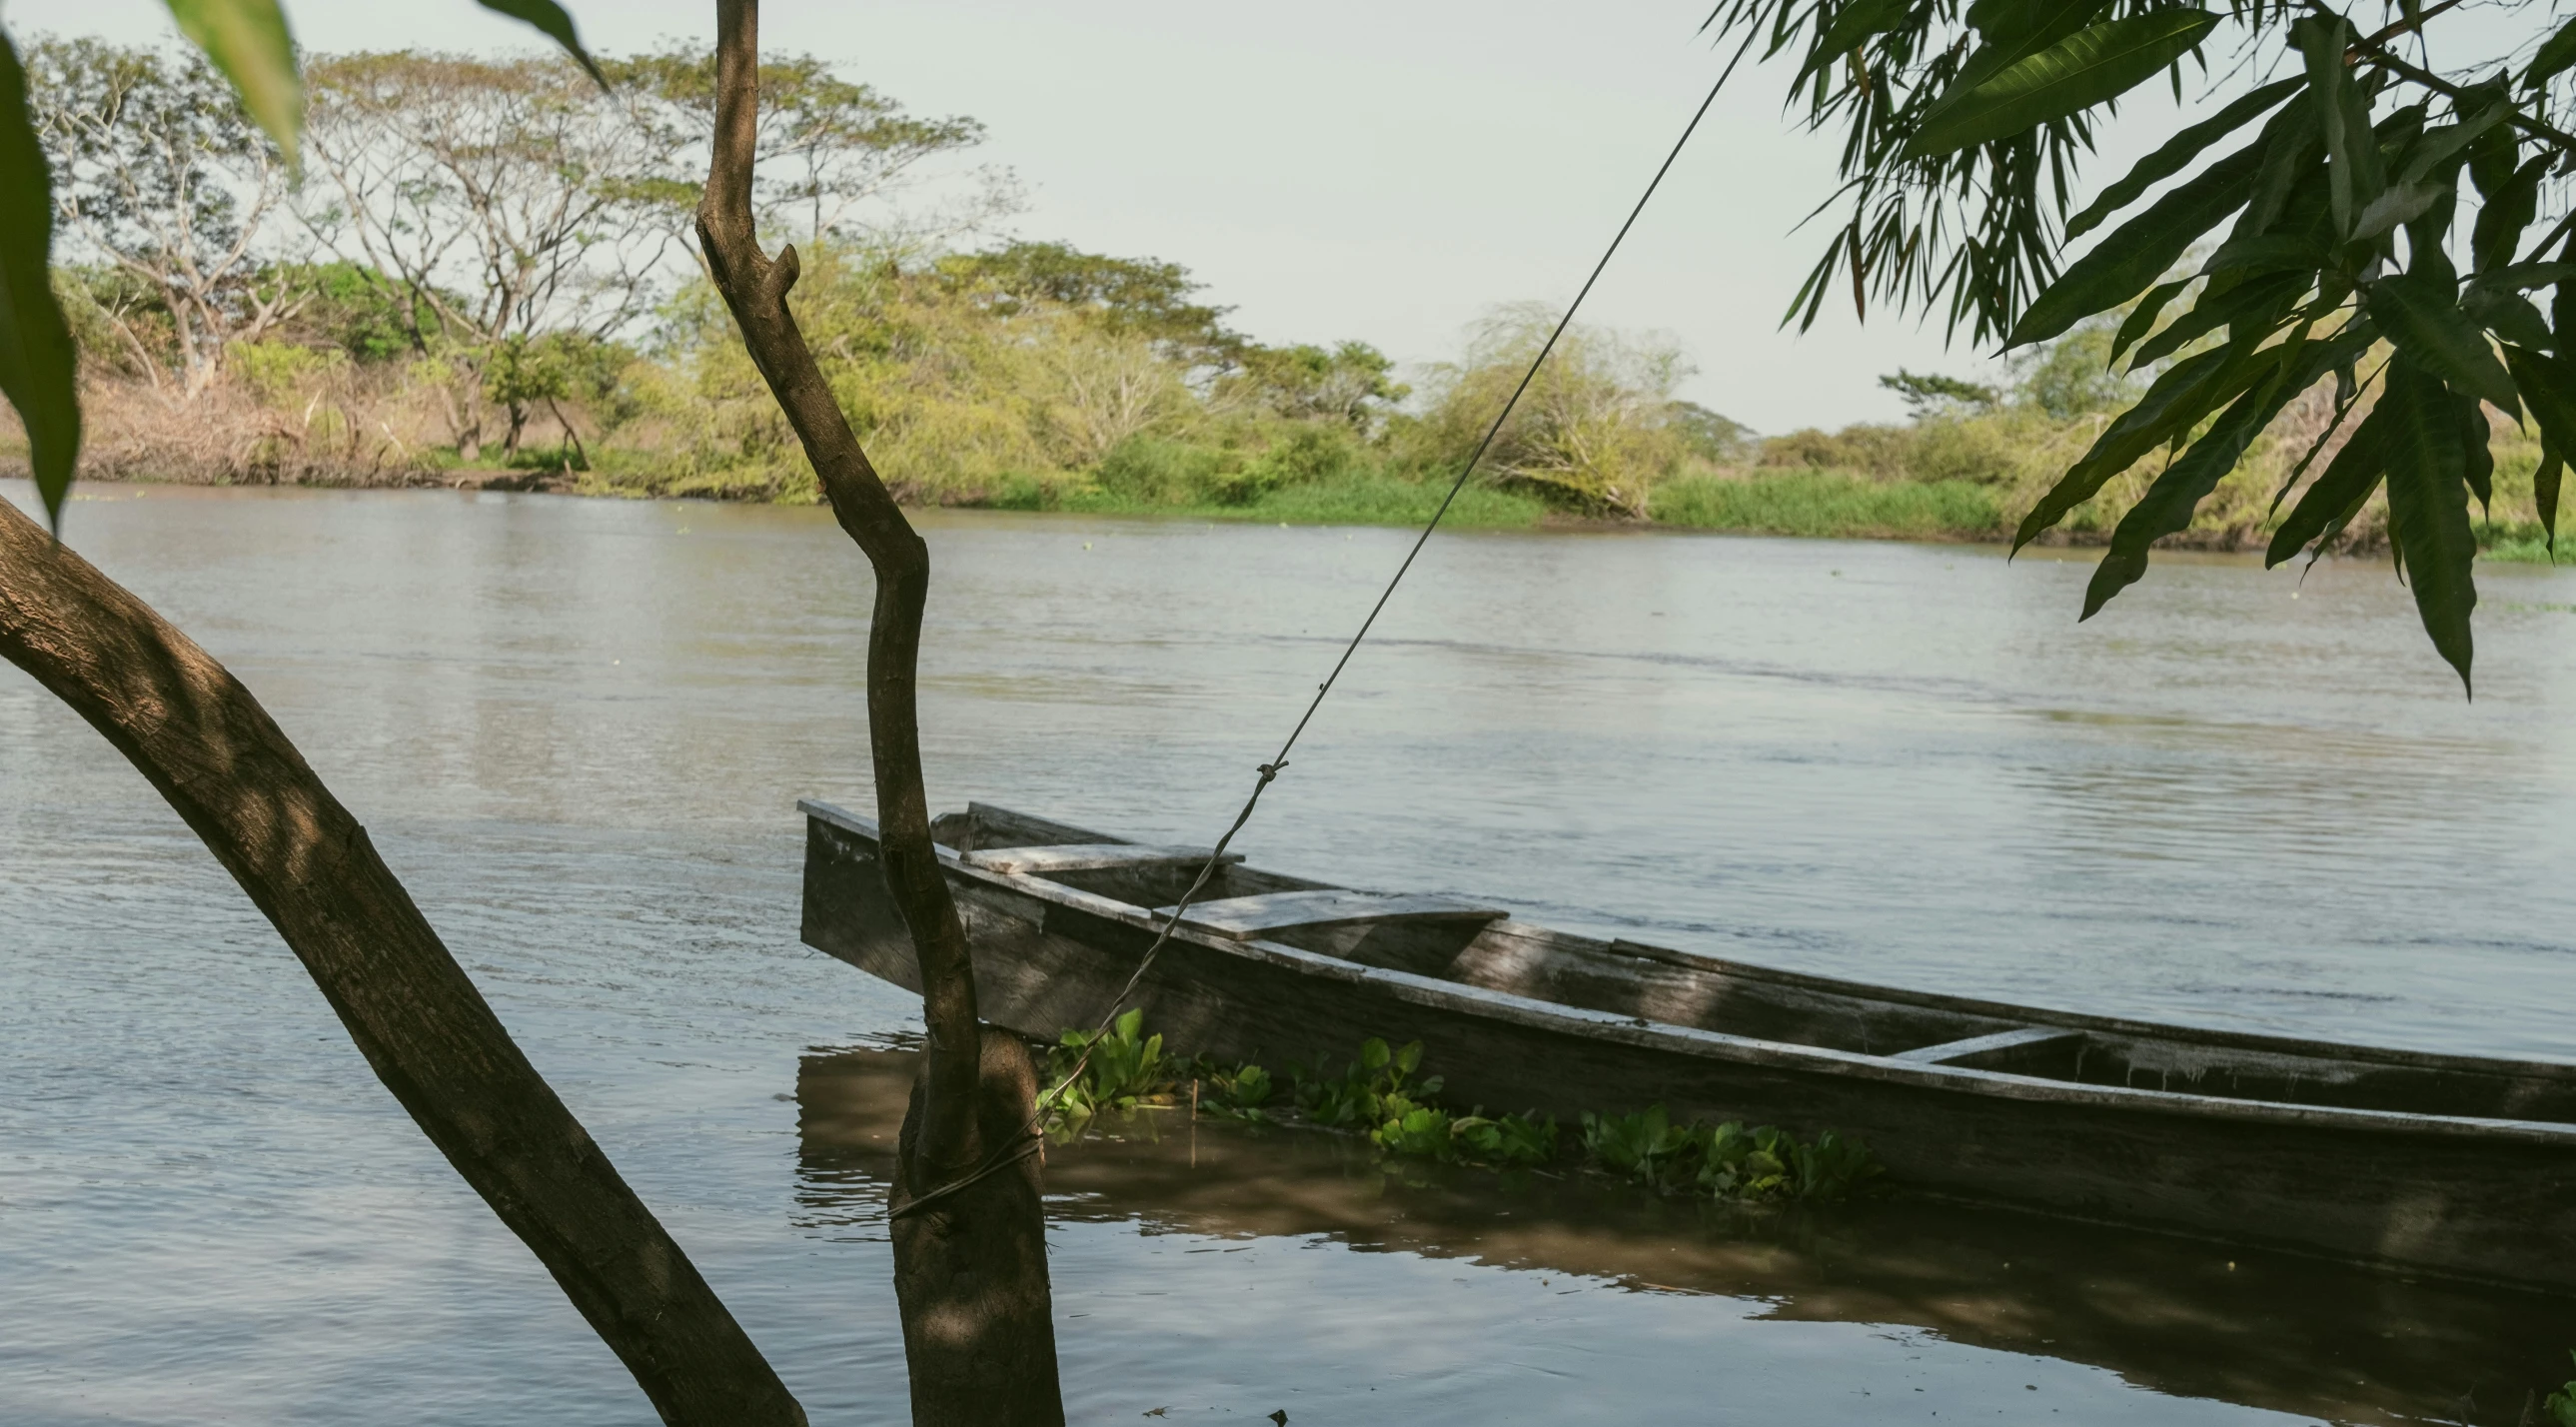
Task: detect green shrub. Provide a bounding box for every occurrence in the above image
[1651,471,2004,540]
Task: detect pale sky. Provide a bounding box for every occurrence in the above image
[6,0,2235,431]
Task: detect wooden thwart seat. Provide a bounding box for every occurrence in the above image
[1893,1025,2083,1065]
[964,843,1243,876]
[1152,888,1503,941]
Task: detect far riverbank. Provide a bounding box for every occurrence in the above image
[41,464,2573,561]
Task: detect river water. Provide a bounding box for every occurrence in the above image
[3,482,2573,1424]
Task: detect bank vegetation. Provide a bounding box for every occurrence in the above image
[11,38,2565,559]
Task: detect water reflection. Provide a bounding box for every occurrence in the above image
[800,1045,2575,1427]
[7,486,2574,1423]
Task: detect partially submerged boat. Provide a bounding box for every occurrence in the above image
[798,798,2576,1294]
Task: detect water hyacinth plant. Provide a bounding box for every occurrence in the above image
[1043,1008,1170,1126]
[1037,1015,1880,1199]
[1583,1107,1887,1203]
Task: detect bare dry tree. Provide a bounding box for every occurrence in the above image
[695,2,1065,1421]
[30,37,301,401]
[298,52,686,460]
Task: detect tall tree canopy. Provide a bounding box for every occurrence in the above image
[1706,0,2576,689]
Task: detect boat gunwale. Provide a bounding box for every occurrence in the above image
[798,797,2576,1145]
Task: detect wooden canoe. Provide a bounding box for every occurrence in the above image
[797,797,2576,1294]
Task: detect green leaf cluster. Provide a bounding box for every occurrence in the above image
[1043,1008,1171,1126]
[1580,1106,1885,1202]
[1706,0,2576,689]
[1288,1035,1444,1128]
[2545,1349,2576,1427]
[1037,1013,1879,1194]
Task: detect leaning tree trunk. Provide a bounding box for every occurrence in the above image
[0,496,806,1427]
[694,4,1065,1423]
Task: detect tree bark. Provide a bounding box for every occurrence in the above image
[0,496,806,1427]
[890,1028,1063,1423]
[695,4,1065,1422]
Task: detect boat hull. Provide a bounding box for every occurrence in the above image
[800,804,2576,1294]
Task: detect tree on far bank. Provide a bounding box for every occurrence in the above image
[297,50,687,461]
[29,36,299,400]
[611,42,1010,251]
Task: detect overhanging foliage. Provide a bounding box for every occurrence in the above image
[1706,0,2576,688]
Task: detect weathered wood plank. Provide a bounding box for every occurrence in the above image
[966,843,1242,876]
[1895,1026,2085,1064]
[1152,889,1503,940]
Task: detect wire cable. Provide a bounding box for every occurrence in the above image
[894,67,1732,1220]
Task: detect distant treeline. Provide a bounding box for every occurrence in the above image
[15,38,2560,554]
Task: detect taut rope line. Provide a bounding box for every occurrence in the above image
[893,65,1734,1221]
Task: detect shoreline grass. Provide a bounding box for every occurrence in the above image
[988,471,1552,530]
[32,464,2576,560]
[1650,471,2006,541]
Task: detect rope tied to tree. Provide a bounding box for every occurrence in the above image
[893,67,1732,1221]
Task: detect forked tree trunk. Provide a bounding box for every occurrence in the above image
[0,496,806,1427]
[694,3,1065,1422]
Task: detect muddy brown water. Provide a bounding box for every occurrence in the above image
[4,483,2574,1423]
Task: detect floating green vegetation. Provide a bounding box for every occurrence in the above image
[1043,1009,1172,1125]
[1039,1018,1881,1202]
[2545,1351,2576,1427]
[1582,1105,1884,1201]
[1285,1037,1558,1169]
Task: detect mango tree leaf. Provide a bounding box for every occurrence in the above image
[2350,181,2444,243]
[2395,106,2509,190]
[2536,446,2563,557]
[2129,270,2303,366]
[1906,10,2216,160]
[2378,357,2478,691]
[2530,14,2576,91]
[2466,261,2576,294]
[2462,286,2551,351]
[2199,231,2329,282]
[2295,14,2354,234]
[2266,404,2389,565]
[2557,231,2576,352]
[2066,76,2302,240]
[0,33,81,530]
[2470,154,2548,273]
[2007,138,2265,347]
[2334,73,2390,229]
[2503,343,2576,460]
[2110,277,2191,366]
[2240,90,2324,238]
[1803,0,1914,76]
[2083,355,2303,618]
[476,0,606,86]
[2012,343,2258,550]
[2269,360,2377,514]
[2369,270,2521,413]
[2460,392,2494,511]
[1949,0,2117,91]
[1965,0,2112,46]
[161,0,301,163]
